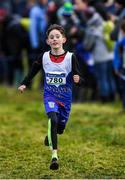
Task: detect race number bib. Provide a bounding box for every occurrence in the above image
[46,72,66,87]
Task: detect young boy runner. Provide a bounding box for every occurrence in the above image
[18,24,84,170]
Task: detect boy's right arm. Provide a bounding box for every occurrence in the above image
[18,53,43,93]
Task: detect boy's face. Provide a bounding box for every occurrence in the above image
[46,29,66,50]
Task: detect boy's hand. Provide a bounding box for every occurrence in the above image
[73,75,80,83]
[18,85,26,93]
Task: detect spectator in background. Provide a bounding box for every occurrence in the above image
[47,1,58,25]
[23,0,37,17]
[11,0,26,16]
[113,20,125,110]
[29,0,48,56]
[104,0,116,15]
[74,0,88,26]
[108,0,125,99]
[88,0,116,19]
[73,0,98,102]
[0,0,13,14]
[28,0,48,88]
[83,7,116,102]
[110,0,125,41]
[52,0,63,8]
[57,0,91,102]
[57,1,81,51]
[19,0,36,86]
[0,8,26,86]
[0,8,7,84]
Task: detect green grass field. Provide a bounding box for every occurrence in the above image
[0,86,125,179]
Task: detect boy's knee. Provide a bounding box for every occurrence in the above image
[48,112,58,125]
[57,124,65,134]
[51,118,58,126]
[57,129,64,134]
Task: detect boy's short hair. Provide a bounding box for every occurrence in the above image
[121,20,125,33]
[46,24,66,38]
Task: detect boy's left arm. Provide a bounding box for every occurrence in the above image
[72,54,85,85]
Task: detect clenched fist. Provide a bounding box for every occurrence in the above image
[18,85,26,93]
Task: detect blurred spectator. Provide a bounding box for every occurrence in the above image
[104,0,116,15]
[19,0,36,76]
[27,0,48,88]
[113,20,125,110]
[0,0,13,14]
[52,0,64,8]
[57,1,81,51]
[73,0,98,102]
[74,0,88,25]
[88,0,108,19]
[75,43,97,102]
[57,1,74,26]
[20,0,36,17]
[29,0,48,54]
[0,10,27,86]
[11,0,26,16]
[57,1,89,102]
[110,0,125,41]
[83,7,116,102]
[47,1,58,24]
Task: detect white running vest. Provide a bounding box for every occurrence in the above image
[42,51,72,88]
